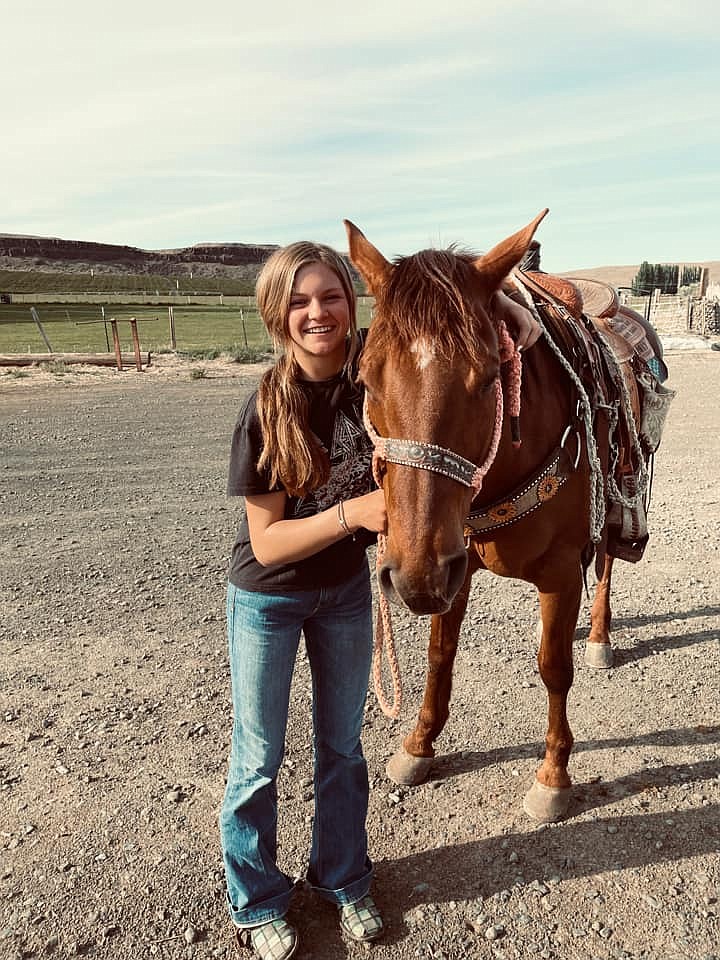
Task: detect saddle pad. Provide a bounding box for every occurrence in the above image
[616,305,667,378]
[608,306,647,347]
[608,306,655,363]
[591,315,634,364]
[565,277,619,319]
[591,316,641,426]
[604,305,668,382]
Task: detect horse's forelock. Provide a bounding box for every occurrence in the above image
[365,248,493,368]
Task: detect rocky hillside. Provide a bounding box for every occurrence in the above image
[0,232,717,290]
[0,234,278,279]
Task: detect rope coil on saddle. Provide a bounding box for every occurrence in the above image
[510,271,607,544]
[592,332,650,510]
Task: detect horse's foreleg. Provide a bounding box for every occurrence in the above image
[586,553,614,668]
[524,574,581,822]
[386,568,474,787]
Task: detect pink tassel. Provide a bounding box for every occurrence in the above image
[496,319,523,448]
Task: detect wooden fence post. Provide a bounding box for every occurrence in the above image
[29,306,53,352]
[101,305,110,351]
[109,318,123,370]
[129,317,143,371]
[700,267,709,298]
[168,305,176,350]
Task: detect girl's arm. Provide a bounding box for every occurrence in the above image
[246,488,386,567]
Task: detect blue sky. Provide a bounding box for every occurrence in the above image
[3,0,719,271]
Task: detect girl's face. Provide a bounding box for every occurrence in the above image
[287,261,351,380]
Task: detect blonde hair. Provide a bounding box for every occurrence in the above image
[255,242,359,497]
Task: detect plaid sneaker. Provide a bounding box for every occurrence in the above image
[339,894,384,942]
[236,917,298,960]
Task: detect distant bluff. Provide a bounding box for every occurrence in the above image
[0,234,279,277]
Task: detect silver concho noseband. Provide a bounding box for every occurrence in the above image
[362,380,504,494]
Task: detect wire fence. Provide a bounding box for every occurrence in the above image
[0,298,375,356]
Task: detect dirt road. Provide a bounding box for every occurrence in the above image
[1,352,718,960]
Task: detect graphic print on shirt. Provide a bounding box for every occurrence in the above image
[330,410,367,464]
[292,400,373,518]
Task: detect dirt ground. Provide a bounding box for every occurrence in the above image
[1,351,718,960]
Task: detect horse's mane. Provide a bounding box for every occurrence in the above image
[363,248,495,369]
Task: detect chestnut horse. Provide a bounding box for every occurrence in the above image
[345,211,626,823]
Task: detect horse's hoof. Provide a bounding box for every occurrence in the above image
[585,641,614,669]
[386,747,434,786]
[523,780,571,822]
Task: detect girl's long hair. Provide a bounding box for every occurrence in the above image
[255,241,359,497]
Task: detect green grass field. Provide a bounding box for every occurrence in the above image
[0,303,269,354]
[0,263,373,355]
[0,300,374,355]
[0,268,255,296]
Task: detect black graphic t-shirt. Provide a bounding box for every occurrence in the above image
[227,346,375,592]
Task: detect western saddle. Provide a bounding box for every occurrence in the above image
[509,269,674,565]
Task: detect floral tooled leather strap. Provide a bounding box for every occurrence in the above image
[465,428,580,537]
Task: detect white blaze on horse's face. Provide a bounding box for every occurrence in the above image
[410,337,436,371]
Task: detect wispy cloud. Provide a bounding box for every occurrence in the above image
[3,0,719,267]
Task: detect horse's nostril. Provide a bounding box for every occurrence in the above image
[380,552,467,607]
[379,563,395,599]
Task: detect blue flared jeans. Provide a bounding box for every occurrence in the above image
[219,562,374,928]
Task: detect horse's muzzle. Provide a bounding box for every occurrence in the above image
[379,549,468,615]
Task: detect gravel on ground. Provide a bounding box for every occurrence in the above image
[1,351,718,960]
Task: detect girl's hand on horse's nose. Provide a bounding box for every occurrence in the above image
[346,489,387,534]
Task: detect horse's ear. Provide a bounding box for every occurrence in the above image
[473,209,549,290]
[344,219,393,295]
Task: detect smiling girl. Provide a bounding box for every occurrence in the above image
[219,242,386,960]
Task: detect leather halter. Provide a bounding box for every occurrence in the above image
[362,378,504,494]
